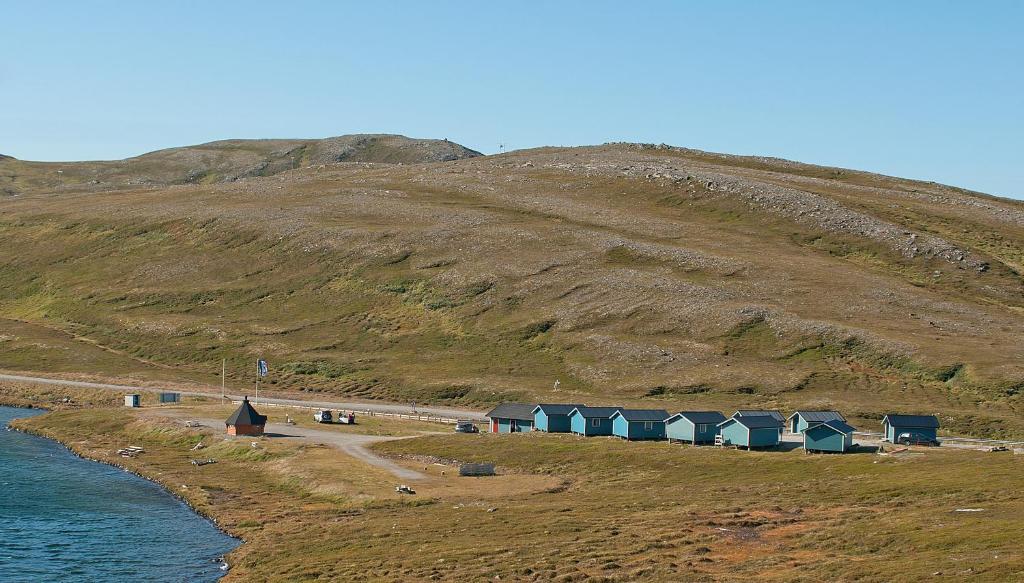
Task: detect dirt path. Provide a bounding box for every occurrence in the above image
[0,372,486,421]
[184,414,427,481]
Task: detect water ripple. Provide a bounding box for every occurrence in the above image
[0,407,238,582]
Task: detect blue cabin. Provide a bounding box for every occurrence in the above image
[733,409,785,438]
[610,409,669,440]
[802,419,855,453]
[882,414,939,444]
[533,403,584,433]
[485,403,537,433]
[665,411,726,444]
[568,406,618,436]
[788,410,846,434]
[718,415,783,448]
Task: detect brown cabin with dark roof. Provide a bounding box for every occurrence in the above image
[225,397,267,436]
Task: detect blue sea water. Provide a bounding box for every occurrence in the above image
[0,406,239,582]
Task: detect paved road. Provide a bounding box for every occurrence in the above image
[0,372,487,421]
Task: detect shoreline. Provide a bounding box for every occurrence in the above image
[1,404,242,574]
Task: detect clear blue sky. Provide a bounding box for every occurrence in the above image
[2,1,1022,199]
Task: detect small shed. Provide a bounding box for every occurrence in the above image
[158,392,181,404]
[665,411,726,444]
[610,409,669,440]
[533,403,584,433]
[225,397,267,436]
[733,409,785,437]
[718,415,783,448]
[882,414,939,444]
[568,406,618,436]
[124,394,140,408]
[803,419,856,453]
[485,403,537,433]
[788,410,846,434]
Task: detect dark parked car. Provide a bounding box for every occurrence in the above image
[896,433,939,446]
[454,420,479,433]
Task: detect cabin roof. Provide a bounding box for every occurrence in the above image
[882,414,939,428]
[805,419,857,435]
[667,411,727,425]
[225,397,267,427]
[486,403,537,421]
[533,403,585,416]
[734,410,785,422]
[569,406,620,418]
[789,410,846,423]
[611,409,670,422]
[722,415,784,429]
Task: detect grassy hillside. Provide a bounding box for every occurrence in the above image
[1,139,1023,436]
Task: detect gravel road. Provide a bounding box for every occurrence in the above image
[0,373,487,421]
[183,415,427,481]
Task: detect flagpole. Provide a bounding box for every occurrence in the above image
[255,359,259,406]
[221,358,226,405]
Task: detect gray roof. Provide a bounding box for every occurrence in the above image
[667,411,726,425]
[805,419,856,435]
[534,403,585,416]
[723,415,784,429]
[569,406,619,419]
[486,403,537,421]
[225,398,267,427]
[883,414,939,428]
[612,409,670,422]
[734,410,785,422]
[789,410,846,423]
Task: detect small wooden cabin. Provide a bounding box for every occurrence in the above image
[788,410,846,434]
[610,409,669,441]
[568,406,618,436]
[533,403,584,433]
[802,419,855,453]
[882,414,939,444]
[665,411,726,444]
[718,415,783,448]
[485,403,537,433]
[225,397,267,436]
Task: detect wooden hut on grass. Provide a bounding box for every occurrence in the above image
[226,397,267,436]
[882,414,939,444]
[733,409,785,438]
[533,403,585,433]
[802,419,856,453]
[788,410,846,434]
[485,403,536,433]
[717,415,783,449]
[665,411,726,444]
[568,406,618,436]
[610,409,669,441]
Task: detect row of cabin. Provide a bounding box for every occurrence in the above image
[485,403,941,453]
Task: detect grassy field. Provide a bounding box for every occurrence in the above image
[6,385,1023,582]
[1,139,1023,437]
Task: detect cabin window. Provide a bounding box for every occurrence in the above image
[644,421,654,430]
[698,423,707,432]
[591,418,600,427]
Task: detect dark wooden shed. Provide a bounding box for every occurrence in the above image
[226,397,267,436]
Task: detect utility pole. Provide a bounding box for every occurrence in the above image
[221,358,226,405]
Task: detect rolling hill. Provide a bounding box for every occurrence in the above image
[1,135,1022,436]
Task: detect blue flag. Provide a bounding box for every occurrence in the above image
[257,359,268,377]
